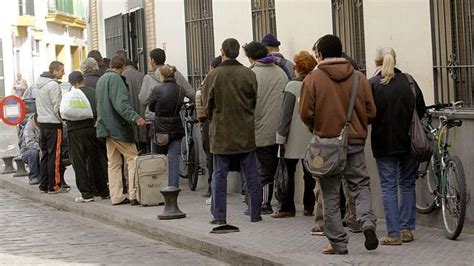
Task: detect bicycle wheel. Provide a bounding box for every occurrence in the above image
[441,155,467,240]
[416,158,438,214]
[187,137,200,191]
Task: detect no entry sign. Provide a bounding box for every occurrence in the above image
[0,95,27,126]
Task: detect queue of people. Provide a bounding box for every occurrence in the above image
[19,32,426,255]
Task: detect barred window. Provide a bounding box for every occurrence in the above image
[431,0,474,107]
[184,0,215,90]
[332,0,366,73]
[251,0,277,41]
[104,14,124,58]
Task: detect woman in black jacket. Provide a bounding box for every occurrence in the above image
[369,48,426,245]
[149,65,185,187]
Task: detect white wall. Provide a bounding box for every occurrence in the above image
[97,0,127,56]
[364,0,434,104]
[213,0,253,65]
[275,0,332,61]
[1,1,17,96]
[154,0,188,77]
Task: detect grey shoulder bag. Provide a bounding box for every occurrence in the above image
[303,72,360,178]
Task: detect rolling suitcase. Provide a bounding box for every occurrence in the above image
[135,154,167,206]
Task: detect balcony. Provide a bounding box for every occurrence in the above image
[17,15,35,27]
[47,0,86,29]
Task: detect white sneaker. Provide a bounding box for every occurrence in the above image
[206,196,211,205]
[75,197,94,203]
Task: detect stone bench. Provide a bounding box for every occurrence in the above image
[1,156,16,174]
[13,155,28,177]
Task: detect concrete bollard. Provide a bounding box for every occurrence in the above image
[13,156,28,177]
[157,186,186,220]
[1,156,16,174]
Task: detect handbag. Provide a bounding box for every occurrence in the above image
[405,74,434,162]
[303,72,360,178]
[274,149,289,202]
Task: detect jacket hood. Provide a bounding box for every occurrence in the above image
[36,72,57,89]
[317,58,354,82]
[257,55,276,64]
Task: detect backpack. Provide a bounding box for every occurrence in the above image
[405,74,434,162]
[303,72,360,178]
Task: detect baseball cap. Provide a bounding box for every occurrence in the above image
[261,34,281,47]
[68,71,84,84]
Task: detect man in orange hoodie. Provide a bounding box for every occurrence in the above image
[299,34,378,255]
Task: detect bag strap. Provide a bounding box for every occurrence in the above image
[345,72,361,124]
[404,73,417,109]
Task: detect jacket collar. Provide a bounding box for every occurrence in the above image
[220,59,242,66]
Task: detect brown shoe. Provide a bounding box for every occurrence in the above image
[322,245,348,255]
[401,229,414,242]
[380,236,402,245]
[270,211,295,218]
[310,225,325,236]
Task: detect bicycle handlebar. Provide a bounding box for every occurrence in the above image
[425,101,464,111]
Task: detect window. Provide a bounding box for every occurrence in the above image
[431,0,474,107]
[19,0,35,16]
[33,40,40,56]
[184,0,215,90]
[251,0,277,41]
[104,14,124,58]
[332,0,366,73]
[0,39,4,96]
[55,0,74,15]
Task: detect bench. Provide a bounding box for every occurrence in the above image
[13,155,28,177]
[1,156,16,174]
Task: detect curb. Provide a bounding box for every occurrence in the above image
[0,176,295,265]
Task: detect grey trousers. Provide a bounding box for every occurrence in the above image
[319,150,377,251]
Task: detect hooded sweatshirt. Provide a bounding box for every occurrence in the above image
[35,72,62,126]
[299,58,376,145]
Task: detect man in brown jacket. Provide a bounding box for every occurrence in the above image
[202,38,262,224]
[299,35,378,255]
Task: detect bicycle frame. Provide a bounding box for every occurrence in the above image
[182,103,195,164]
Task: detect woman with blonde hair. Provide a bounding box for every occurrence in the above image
[149,64,185,187]
[369,47,426,245]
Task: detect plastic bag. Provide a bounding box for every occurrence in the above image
[274,157,289,202]
[60,88,93,121]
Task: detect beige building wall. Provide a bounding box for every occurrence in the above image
[364,0,434,104]
[145,0,156,56]
[212,0,253,66]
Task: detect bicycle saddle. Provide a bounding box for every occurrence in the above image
[447,118,462,127]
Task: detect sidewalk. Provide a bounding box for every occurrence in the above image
[1,167,474,265]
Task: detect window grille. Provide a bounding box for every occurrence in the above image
[431,0,474,107]
[332,0,366,73]
[251,0,277,41]
[184,0,215,90]
[104,14,124,58]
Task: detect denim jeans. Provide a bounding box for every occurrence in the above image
[376,153,418,237]
[22,149,39,181]
[211,152,262,221]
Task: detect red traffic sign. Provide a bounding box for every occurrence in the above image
[0,95,27,126]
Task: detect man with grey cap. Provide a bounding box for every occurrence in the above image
[261,34,295,80]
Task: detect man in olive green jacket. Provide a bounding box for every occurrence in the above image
[96,55,145,206]
[201,38,262,224]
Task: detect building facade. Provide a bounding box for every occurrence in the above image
[0,0,88,96]
[89,0,473,231]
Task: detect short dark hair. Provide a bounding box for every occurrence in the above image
[150,48,166,65]
[87,50,103,64]
[243,41,268,60]
[110,55,126,69]
[49,61,64,73]
[314,34,342,59]
[221,38,240,59]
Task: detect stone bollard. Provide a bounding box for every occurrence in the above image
[1,156,16,174]
[13,156,28,177]
[157,186,186,220]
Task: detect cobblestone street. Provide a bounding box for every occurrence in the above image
[0,188,226,265]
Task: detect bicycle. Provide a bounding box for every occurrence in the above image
[415,101,467,240]
[179,101,200,191]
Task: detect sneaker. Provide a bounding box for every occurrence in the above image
[205,196,212,205]
[363,228,379,250]
[401,229,414,242]
[29,178,39,185]
[261,205,273,215]
[58,187,70,193]
[47,190,59,194]
[379,236,402,245]
[270,211,295,218]
[75,197,94,203]
[39,189,48,194]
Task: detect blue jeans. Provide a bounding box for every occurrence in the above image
[167,139,181,188]
[376,153,418,237]
[22,149,39,180]
[211,152,262,221]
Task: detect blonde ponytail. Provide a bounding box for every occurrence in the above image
[379,48,396,85]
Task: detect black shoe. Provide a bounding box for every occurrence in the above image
[100,195,110,200]
[113,198,130,206]
[210,219,226,225]
[261,205,273,215]
[39,189,48,194]
[363,228,379,251]
[61,184,71,189]
[251,216,262,223]
[130,199,140,206]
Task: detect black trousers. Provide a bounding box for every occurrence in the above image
[68,127,109,199]
[279,158,316,213]
[39,126,65,192]
[255,144,279,206]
